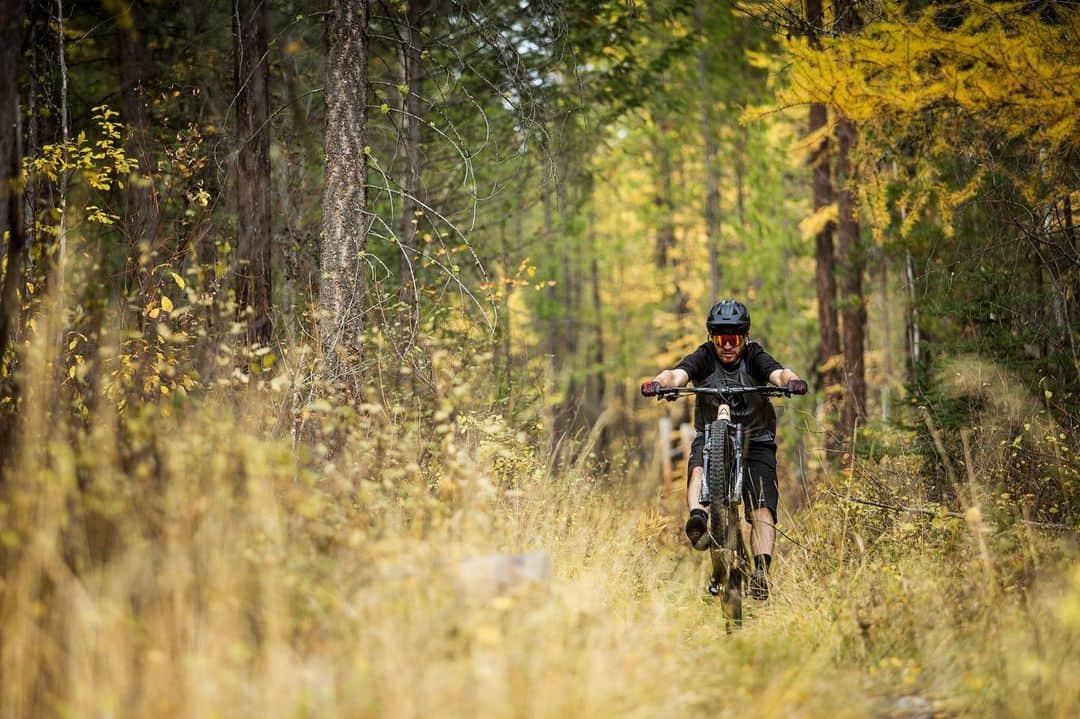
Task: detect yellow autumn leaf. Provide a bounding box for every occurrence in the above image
[148,307,161,319]
[170,272,186,290]
[161,295,174,313]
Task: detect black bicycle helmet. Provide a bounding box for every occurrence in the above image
[706,299,751,335]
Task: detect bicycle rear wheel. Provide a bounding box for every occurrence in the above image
[722,504,745,626]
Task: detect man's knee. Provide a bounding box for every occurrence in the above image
[748,505,777,527]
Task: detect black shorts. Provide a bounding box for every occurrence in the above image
[688,436,778,523]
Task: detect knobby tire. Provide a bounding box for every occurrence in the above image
[706,419,742,626]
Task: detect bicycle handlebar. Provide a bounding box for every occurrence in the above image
[652,384,797,401]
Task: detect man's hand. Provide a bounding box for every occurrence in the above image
[641,380,662,397]
[786,379,808,395]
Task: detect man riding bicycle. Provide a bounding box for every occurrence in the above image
[641,299,807,600]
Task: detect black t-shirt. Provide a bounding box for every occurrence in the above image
[675,340,784,442]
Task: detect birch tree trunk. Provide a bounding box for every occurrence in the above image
[233,0,272,347]
[320,0,369,390]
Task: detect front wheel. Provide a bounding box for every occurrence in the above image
[704,419,732,548]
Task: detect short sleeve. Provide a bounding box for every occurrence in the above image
[747,343,783,384]
[674,344,713,384]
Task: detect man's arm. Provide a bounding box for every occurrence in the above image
[654,368,690,388]
[641,368,690,397]
[768,367,802,387]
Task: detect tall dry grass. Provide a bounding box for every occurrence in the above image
[2,325,1079,718]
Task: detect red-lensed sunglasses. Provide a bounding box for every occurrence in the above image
[712,333,744,348]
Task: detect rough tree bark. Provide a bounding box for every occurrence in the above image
[835,115,866,443]
[320,0,369,389]
[697,0,721,303]
[653,126,674,270]
[834,0,867,445]
[806,0,842,460]
[543,183,557,360]
[0,0,27,375]
[734,126,746,229]
[396,0,426,322]
[117,0,159,284]
[587,204,608,455]
[233,0,272,347]
[54,0,70,304]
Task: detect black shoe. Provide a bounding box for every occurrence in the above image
[749,568,769,601]
[685,509,708,549]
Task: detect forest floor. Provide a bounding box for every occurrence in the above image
[2,383,1079,718]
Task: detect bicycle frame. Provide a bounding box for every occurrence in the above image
[657,384,794,508]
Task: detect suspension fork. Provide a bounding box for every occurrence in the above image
[729,423,745,504]
[698,404,734,507]
[699,422,711,506]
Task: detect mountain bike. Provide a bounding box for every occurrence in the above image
[654,384,799,626]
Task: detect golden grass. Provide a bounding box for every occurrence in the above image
[2,346,1079,718]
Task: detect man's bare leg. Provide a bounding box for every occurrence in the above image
[748,506,774,599]
[687,466,705,512]
[683,467,709,547]
[749,507,775,557]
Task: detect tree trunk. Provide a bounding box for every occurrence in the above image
[321,0,369,390]
[280,33,320,333]
[904,249,920,385]
[806,0,841,459]
[557,171,577,359]
[697,0,721,303]
[543,183,558,360]
[0,0,27,379]
[118,0,159,289]
[831,0,866,449]
[233,0,273,348]
[53,0,70,309]
[589,209,604,405]
[810,105,841,420]
[498,217,511,362]
[397,0,425,323]
[653,124,674,269]
[587,203,608,457]
[836,114,866,443]
[734,127,747,230]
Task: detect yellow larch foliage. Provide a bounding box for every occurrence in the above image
[779,0,1079,238]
